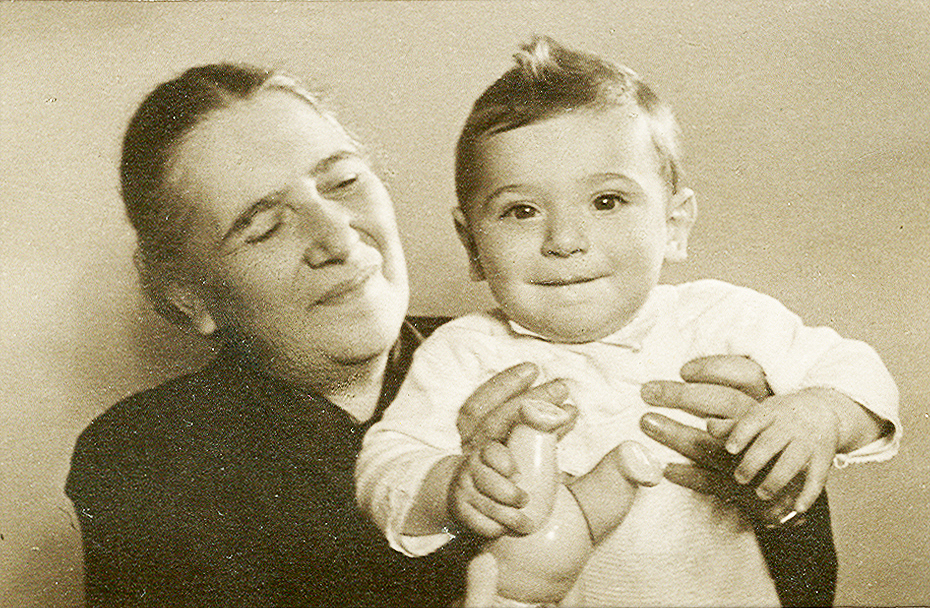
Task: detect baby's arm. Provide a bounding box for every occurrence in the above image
[686,282,901,515]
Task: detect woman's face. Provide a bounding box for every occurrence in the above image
[167,89,409,388]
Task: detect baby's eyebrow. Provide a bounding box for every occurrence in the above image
[584,172,643,189]
[484,184,533,205]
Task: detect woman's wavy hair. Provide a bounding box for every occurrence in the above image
[455,36,683,209]
[120,63,325,326]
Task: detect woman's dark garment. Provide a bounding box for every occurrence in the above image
[66,318,478,607]
[66,317,835,607]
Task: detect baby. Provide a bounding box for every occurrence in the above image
[357,37,900,606]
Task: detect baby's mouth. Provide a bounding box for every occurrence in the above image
[534,275,603,287]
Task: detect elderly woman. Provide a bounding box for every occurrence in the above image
[66,64,837,607]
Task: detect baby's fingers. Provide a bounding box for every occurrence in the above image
[454,498,507,538]
[755,441,810,500]
[473,444,526,508]
[794,448,833,513]
[707,417,736,439]
[725,408,774,456]
[452,470,532,537]
[733,427,790,485]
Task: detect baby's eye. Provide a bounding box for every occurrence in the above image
[592,193,627,212]
[501,204,539,220]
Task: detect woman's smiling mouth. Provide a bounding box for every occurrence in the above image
[315,264,379,306]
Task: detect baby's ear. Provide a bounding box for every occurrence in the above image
[665,188,697,262]
[165,281,218,337]
[452,207,485,281]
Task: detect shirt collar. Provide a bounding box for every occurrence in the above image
[505,287,664,351]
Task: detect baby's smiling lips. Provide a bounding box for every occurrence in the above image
[534,275,603,287]
[315,264,378,306]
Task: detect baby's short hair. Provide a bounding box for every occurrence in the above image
[455,36,683,208]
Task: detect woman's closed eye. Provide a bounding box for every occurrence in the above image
[320,172,360,194]
[318,156,371,196]
[242,207,285,244]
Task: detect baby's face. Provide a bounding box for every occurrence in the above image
[457,106,692,343]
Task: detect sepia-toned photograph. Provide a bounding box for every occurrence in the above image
[2,1,928,606]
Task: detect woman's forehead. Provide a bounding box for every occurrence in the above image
[167,91,355,213]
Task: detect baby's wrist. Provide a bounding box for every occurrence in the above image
[802,387,879,453]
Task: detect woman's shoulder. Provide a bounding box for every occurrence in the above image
[81,355,233,429]
[67,355,261,487]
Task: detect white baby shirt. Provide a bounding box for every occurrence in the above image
[357,280,900,606]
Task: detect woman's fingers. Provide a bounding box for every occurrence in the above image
[640,413,736,473]
[457,363,539,443]
[679,355,773,401]
[641,380,758,420]
[663,462,736,499]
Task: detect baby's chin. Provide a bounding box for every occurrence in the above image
[514,315,624,344]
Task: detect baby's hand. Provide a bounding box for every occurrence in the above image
[720,387,847,513]
[449,399,570,539]
[448,436,535,539]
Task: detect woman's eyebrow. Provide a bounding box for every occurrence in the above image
[310,149,359,176]
[219,150,360,246]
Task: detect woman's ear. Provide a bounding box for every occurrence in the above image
[665,188,697,262]
[165,282,217,336]
[452,207,486,281]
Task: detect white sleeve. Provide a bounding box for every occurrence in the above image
[687,281,901,466]
[356,319,503,556]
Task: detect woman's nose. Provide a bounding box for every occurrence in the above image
[295,187,360,268]
[542,212,588,258]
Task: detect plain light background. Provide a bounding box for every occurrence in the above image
[2,2,928,606]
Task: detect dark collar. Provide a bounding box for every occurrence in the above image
[212,320,425,462]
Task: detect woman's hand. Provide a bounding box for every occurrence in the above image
[639,355,812,526]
